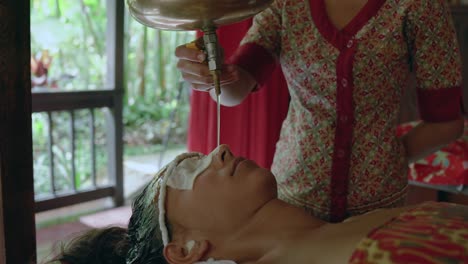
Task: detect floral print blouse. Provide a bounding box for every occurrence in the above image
[229,0,463,221]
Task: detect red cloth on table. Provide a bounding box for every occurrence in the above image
[349,202,468,264]
[397,120,468,186]
[187,20,290,169]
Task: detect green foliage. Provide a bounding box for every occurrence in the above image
[122,7,193,147]
[31,0,194,194]
[32,109,110,195]
[31,0,108,90]
[124,97,180,127]
[31,0,194,139]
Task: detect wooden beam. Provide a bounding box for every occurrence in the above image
[32,90,116,112]
[106,0,125,207]
[0,0,37,263]
[35,187,115,213]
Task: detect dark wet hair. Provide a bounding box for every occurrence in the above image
[45,175,169,264]
[42,151,205,264]
[125,175,169,264]
[45,226,129,264]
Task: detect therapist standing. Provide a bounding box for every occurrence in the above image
[176,0,464,222]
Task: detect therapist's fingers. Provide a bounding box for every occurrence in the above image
[181,71,213,85]
[175,43,206,63]
[180,64,239,84]
[192,84,214,92]
[181,68,240,92]
[177,59,211,77]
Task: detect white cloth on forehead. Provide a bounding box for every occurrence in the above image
[166,152,213,190]
[159,148,218,245]
[159,146,237,264]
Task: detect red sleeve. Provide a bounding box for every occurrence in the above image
[406,0,463,122]
[227,43,278,88]
[417,86,463,122]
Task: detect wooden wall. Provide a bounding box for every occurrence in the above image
[0,0,37,263]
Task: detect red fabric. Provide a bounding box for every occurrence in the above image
[227,43,277,87]
[329,44,357,222]
[310,0,386,49]
[417,86,463,122]
[309,0,386,222]
[187,20,290,169]
[349,202,468,264]
[397,120,468,185]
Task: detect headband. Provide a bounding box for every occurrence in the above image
[127,147,237,263]
[125,152,202,263]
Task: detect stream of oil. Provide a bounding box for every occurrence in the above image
[216,94,220,147]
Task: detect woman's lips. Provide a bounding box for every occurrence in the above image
[232,157,246,175]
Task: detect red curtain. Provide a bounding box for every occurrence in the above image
[187,20,290,169]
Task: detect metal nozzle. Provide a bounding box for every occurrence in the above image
[203,29,222,96]
[185,29,222,96]
[211,70,221,96]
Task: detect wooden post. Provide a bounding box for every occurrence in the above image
[106,0,125,207]
[0,0,37,263]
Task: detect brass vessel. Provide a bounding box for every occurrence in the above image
[127,0,273,31]
[126,0,273,147]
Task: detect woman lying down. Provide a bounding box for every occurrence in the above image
[48,145,468,264]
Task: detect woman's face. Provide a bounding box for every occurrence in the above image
[165,145,277,234]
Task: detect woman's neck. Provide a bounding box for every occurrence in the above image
[251,198,325,230]
[210,199,326,263]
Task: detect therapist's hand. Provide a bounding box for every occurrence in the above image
[175,38,257,106]
[175,39,239,92]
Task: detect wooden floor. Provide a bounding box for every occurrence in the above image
[37,221,91,263]
[36,205,132,263]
